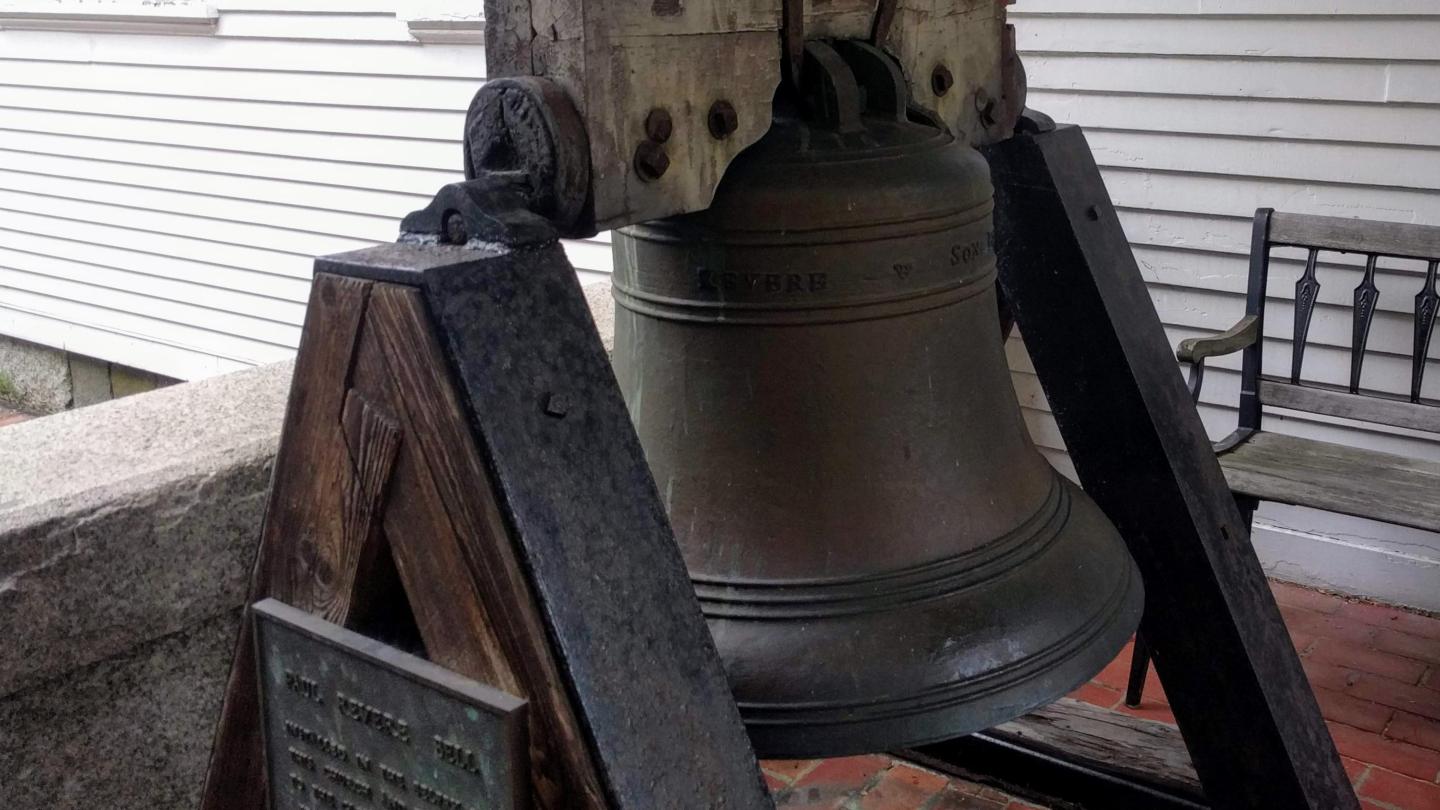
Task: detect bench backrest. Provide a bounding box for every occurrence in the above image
[1240,209,1440,435]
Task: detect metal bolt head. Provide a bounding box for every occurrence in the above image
[931,64,954,97]
[634,140,670,182]
[644,108,674,144]
[973,87,997,126]
[707,100,739,140]
[543,392,570,418]
[443,211,468,245]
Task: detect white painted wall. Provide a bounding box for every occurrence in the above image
[1010,2,1440,611]
[0,1,611,381]
[0,2,1435,607]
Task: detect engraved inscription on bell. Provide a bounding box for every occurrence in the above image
[252,599,528,810]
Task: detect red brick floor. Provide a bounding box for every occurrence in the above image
[762,755,1043,809]
[0,406,30,427]
[761,580,1440,809]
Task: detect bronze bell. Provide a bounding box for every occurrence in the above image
[611,42,1144,758]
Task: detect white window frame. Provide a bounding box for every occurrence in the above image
[400,0,484,44]
[0,0,218,35]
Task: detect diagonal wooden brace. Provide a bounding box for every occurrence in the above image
[979,124,1358,810]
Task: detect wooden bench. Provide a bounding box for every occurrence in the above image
[1126,208,1440,705]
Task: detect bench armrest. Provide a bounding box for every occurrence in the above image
[1177,315,1260,364]
[1175,315,1260,404]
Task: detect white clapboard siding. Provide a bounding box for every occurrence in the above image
[0,5,609,379]
[1011,4,1440,609]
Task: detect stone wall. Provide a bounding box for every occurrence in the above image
[0,282,614,809]
[0,336,72,415]
[0,334,178,416]
[0,359,292,809]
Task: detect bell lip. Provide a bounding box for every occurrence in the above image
[740,550,1144,759]
[700,474,1147,760]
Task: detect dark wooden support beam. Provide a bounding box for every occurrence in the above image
[977,125,1358,810]
[905,698,1206,810]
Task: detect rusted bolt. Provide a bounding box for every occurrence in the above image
[634,140,670,182]
[974,88,997,127]
[931,63,954,97]
[707,100,739,140]
[644,108,673,144]
[543,392,570,418]
[443,211,468,245]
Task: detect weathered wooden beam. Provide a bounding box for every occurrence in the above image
[978,124,1358,810]
[200,275,375,810]
[905,699,1205,810]
[480,0,1011,231]
[1269,211,1440,261]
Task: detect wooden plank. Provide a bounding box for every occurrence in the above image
[0,306,246,381]
[0,187,376,259]
[992,700,1200,795]
[882,0,1008,145]
[0,105,457,170]
[905,698,1204,809]
[0,84,467,141]
[331,388,403,626]
[1025,54,1394,104]
[1260,378,1440,433]
[1085,131,1440,193]
[0,283,293,365]
[1270,212,1440,262]
[0,168,407,240]
[1104,173,1440,234]
[359,283,609,810]
[483,0,533,77]
[0,59,479,110]
[0,264,300,347]
[981,124,1357,810]
[1221,432,1440,533]
[1016,1,1440,15]
[0,243,306,322]
[199,273,373,810]
[1125,243,1435,308]
[1178,314,1259,363]
[0,129,453,199]
[0,27,488,78]
[1018,16,1440,61]
[1026,92,1440,152]
[0,228,309,300]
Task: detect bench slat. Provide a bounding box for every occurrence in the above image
[1220,433,1440,533]
[1260,377,1440,434]
[1270,212,1440,261]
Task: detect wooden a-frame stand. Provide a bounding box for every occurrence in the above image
[198,243,775,810]
[200,123,1358,810]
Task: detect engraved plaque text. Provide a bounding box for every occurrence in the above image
[253,599,528,810]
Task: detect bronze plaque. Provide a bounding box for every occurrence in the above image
[253,599,528,810]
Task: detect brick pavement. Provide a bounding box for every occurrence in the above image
[762,580,1440,809]
[0,406,31,427]
[762,755,1042,809]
